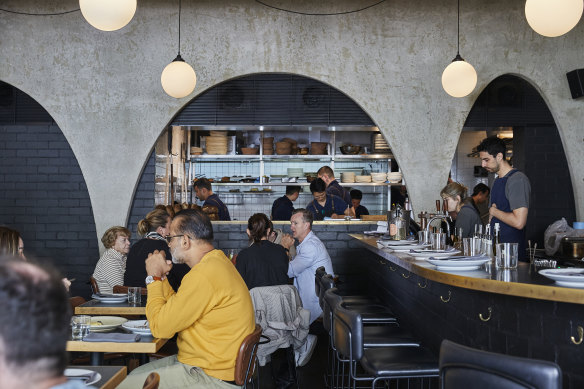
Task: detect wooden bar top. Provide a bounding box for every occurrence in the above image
[350,233,584,305]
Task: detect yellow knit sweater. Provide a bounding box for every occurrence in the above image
[146,249,255,381]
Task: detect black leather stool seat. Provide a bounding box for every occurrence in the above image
[363,326,420,348]
[360,346,439,377]
[340,302,398,324]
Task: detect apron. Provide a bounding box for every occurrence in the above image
[490,169,527,261]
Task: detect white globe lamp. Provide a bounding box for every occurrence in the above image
[161,55,197,99]
[79,0,137,32]
[525,0,583,37]
[442,55,478,98]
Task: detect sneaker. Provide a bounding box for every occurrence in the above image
[295,334,317,367]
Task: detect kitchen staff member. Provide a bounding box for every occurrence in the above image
[477,136,531,260]
[306,178,351,220]
[317,166,355,217]
[271,185,301,221]
[193,178,231,221]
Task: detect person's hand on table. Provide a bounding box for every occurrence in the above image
[280,234,295,250]
[146,250,173,279]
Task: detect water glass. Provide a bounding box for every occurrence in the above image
[128,287,142,304]
[496,269,518,282]
[418,230,431,245]
[463,237,482,256]
[71,315,90,340]
[496,243,519,269]
[431,233,446,250]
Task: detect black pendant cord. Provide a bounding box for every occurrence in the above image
[457,0,460,56]
[178,0,182,57]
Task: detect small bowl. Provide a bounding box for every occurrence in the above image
[340,145,362,155]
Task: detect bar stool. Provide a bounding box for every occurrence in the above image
[439,339,562,389]
[333,302,438,389]
[324,288,421,389]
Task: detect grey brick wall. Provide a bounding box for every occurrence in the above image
[0,124,98,298]
[127,151,156,242]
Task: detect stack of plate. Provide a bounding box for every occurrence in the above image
[287,167,304,178]
[370,172,387,183]
[263,137,274,155]
[341,172,356,183]
[355,175,372,183]
[205,133,228,155]
[387,172,403,183]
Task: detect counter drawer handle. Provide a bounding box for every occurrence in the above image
[571,326,583,345]
[479,307,492,322]
[440,291,451,303]
[417,279,427,288]
[389,265,396,272]
[401,272,411,279]
[379,260,385,265]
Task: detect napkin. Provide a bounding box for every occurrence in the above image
[429,254,490,261]
[83,333,141,342]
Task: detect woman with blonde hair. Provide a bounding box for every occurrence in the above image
[92,226,131,294]
[124,208,189,291]
[440,182,482,238]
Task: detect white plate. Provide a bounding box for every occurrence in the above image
[539,269,584,288]
[377,239,418,246]
[387,243,431,251]
[426,257,491,271]
[90,316,128,332]
[123,320,152,336]
[407,249,460,259]
[64,368,101,386]
[92,294,128,304]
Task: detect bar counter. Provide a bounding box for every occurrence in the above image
[349,234,584,389]
[349,234,584,305]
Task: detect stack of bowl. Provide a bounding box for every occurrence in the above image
[241,147,259,155]
[310,142,328,155]
[355,175,372,183]
[387,172,403,183]
[341,172,356,183]
[370,172,387,183]
[275,141,292,155]
[205,133,228,155]
[263,137,274,155]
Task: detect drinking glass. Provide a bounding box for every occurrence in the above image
[496,243,519,269]
[418,230,431,245]
[463,237,482,256]
[71,315,90,340]
[431,233,446,250]
[128,287,142,304]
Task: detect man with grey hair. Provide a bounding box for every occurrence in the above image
[0,256,89,389]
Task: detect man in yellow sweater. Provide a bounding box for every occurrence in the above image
[118,209,255,388]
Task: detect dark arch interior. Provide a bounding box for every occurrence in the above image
[0,81,99,298]
[454,75,576,247]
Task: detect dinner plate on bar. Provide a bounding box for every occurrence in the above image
[64,368,101,386]
[90,316,128,332]
[539,268,584,288]
[377,239,418,246]
[387,243,431,251]
[91,293,128,303]
[425,256,491,271]
[407,248,460,259]
[123,320,152,336]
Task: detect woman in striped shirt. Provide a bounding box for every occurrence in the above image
[92,226,131,294]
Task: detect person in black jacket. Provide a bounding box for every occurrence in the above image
[124,209,189,291]
[271,186,301,221]
[236,213,290,290]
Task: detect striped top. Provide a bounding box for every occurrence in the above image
[92,248,127,294]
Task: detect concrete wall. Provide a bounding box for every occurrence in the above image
[1,0,582,245]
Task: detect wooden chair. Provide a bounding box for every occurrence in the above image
[142,372,160,389]
[89,276,99,294]
[113,285,149,295]
[234,324,262,388]
[69,296,86,311]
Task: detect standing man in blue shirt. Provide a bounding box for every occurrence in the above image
[477,136,531,260]
[271,185,301,221]
[317,166,355,217]
[193,178,231,221]
[306,178,351,220]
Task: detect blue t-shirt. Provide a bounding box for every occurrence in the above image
[271,195,294,221]
[203,194,231,221]
[326,180,352,206]
[306,194,348,221]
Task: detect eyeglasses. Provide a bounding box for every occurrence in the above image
[165,234,184,244]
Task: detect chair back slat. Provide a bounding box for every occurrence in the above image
[234,324,262,387]
[333,301,364,361]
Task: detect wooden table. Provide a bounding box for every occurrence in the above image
[67,334,168,365]
[67,365,127,389]
[75,299,146,315]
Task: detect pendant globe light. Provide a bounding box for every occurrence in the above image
[161,0,197,99]
[441,0,477,98]
[525,0,583,37]
[79,0,136,31]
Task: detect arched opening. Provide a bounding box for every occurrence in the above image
[0,80,99,298]
[129,73,404,224]
[450,74,576,247]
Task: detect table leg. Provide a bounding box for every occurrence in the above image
[139,353,149,365]
[90,352,103,366]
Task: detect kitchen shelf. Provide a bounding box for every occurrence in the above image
[191,153,394,161]
[210,182,403,187]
